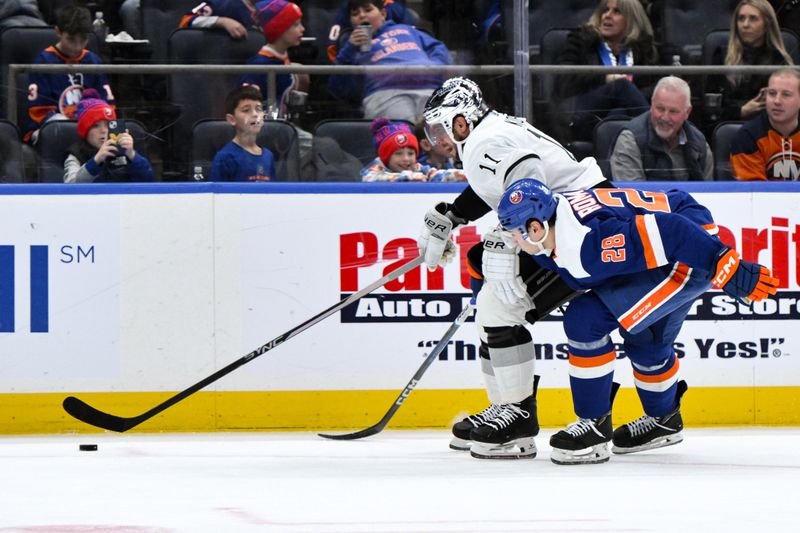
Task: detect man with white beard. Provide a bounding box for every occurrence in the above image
[610,76,713,181]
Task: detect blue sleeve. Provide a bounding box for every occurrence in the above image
[579,212,724,281]
[210,150,233,181]
[335,39,360,65]
[126,154,155,182]
[417,30,452,65]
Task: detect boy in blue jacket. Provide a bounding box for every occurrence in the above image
[331,0,451,123]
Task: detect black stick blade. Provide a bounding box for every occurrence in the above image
[318,425,383,441]
[62,396,140,433]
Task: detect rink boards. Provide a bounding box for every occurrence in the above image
[0,181,798,433]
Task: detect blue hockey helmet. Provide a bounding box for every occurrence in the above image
[498,179,558,233]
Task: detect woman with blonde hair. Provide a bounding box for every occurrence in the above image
[556,0,659,140]
[711,0,794,121]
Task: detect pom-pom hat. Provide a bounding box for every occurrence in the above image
[371,118,419,166]
[254,0,303,43]
[76,98,116,139]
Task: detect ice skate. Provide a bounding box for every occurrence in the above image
[449,403,503,451]
[549,414,613,465]
[469,394,539,459]
[612,380,687,455]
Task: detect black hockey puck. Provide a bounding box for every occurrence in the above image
[79,444,98,451]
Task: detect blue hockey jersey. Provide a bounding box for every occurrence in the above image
[210,140,276,181]
[533,188,723,290]
[26,46,114,140]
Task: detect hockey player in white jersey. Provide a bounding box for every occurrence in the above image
[417,77,612,459]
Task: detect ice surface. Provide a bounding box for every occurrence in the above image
[1,428,798,532]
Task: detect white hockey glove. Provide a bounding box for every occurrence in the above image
[417,202,461,271]
[482,228,528,305]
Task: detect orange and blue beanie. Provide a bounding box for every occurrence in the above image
[254,0,303,43]
[76,98,116,139]
[372,118,419,166]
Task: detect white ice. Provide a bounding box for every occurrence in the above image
[1,428,798,532]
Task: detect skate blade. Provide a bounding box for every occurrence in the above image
[550,443,610,465]
[449,436,471,451]
[470,437,537,459]
[612,432,683,455]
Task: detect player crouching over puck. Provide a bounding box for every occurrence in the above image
[496,180,779,465]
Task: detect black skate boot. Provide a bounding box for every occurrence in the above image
[450,404,503,451]
[469,392,539,459]
[612,380,687,455]
[549,382,619,465]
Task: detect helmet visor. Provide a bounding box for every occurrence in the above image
[424,121,451,146]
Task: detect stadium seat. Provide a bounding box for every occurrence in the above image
[313,119,377,167]
[702,29,800,66]
[35,119,150,183]
[191,119,300,182]
[0,26,99,123]
[0,120,25,182]
[536,28,574,136]
[167,28,266,172]
[711,121,743,181]
[501,0,595,61]
[592,116,631,179]
[658,0,740,64]
[141,0,199,63]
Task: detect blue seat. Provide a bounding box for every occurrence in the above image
[0,120,25,182]
[711,121,743,181]
[592,116,631,179]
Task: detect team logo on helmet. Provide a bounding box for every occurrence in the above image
[509,190,523,204]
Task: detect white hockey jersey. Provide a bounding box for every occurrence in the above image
[461,111,607,210]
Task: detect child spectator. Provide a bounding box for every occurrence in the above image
[180,0,258,39]
[210,86,276,181]
[332,0,452,123]
[26,5,114,143]
[64,98,154,183]
[415,122,458,169]
[239,0,308,118]
[325,0,415,62]
[362,118,465,182]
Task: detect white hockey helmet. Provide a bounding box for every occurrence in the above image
[423,77,487,153]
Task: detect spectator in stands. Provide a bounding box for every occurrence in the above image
[240,0,308,118]
[362,118,465,182]
[708,0,794,122]
[25,5,115,143]
[0,0,46,29]
[730,68,800,180]
[326,0,415,62]
[556,0,657,140]
[179,0,258,39]
[332,0,452,123]
[611,76,713,181]
[415,122,458,169]
[210,86,276,181]
[64,98,154,183]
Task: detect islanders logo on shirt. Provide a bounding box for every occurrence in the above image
[58,84,84,119]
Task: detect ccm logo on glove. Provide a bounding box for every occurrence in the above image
[712,249,739,287]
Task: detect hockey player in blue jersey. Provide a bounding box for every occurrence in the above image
[497,180,778,464]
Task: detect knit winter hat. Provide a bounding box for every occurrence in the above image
[254,0,303,43]
[76,98,116,139]
[372,118,419,166]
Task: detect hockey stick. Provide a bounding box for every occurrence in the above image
[318,301,474,440]
[63,255,425,432]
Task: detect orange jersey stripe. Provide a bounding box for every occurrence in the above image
[619,263,691,331]
[569,351,616,368]
[635,215,658,269]
[633,357,680,383]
